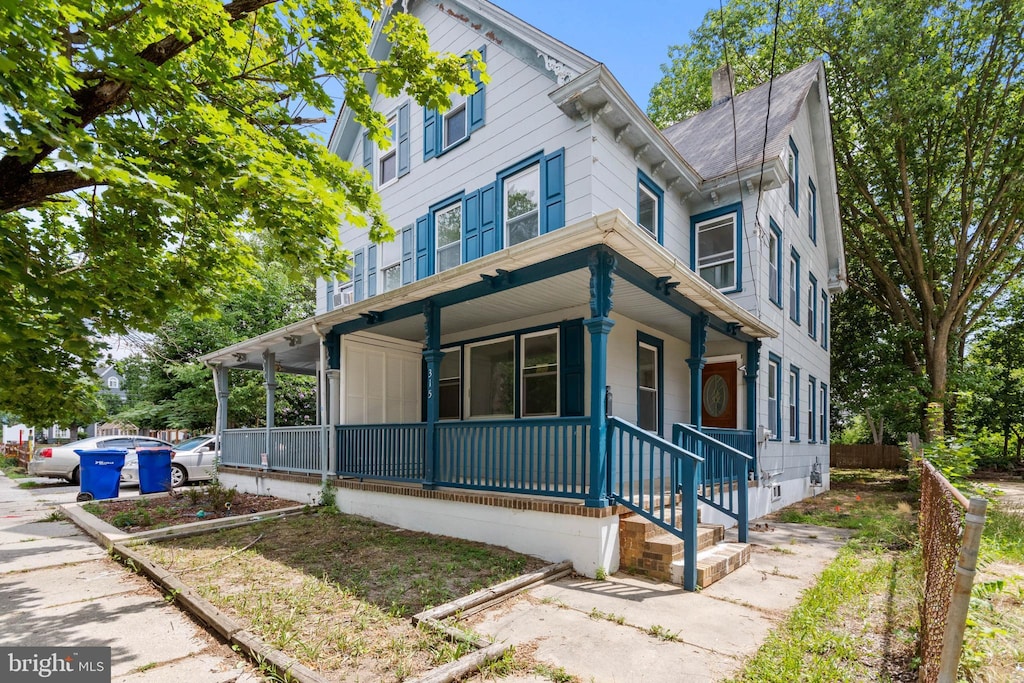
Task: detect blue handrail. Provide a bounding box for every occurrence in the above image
[606,416,703,590]
[673,423,752,542]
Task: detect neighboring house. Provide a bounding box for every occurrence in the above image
[87,365,127,437]
[202,0,846,589]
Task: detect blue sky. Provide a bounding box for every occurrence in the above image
[494,1,717,110]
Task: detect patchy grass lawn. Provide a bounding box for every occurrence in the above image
[82,486,295,531]
[0,454,29,479]
[730,468,1024,682]
[135,511,545,681]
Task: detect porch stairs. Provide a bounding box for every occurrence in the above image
[619,511,750,589]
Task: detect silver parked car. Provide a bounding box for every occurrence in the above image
[166,434,218,487]
[28,435,173,485]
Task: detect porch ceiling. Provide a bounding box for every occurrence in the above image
[201,209,777,372]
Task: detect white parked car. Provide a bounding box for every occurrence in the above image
[28,435,173,485]
[166,434,219,487]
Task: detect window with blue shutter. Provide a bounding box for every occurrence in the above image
[540,148,565,234]
[362,131,372,181]
[401,225,415,285]
[423,108,438,160]
[423,45,487,161]
[463,190,481,262]
[325,278,335,311]
[559,319,585,416]
[468,45,486,132]
[353,248,365,302]
[397,102,411,177]
[415,214,431,279]
[366,244,377,297]
[479,182,497,255]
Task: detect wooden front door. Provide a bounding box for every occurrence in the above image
[702,362,738,429]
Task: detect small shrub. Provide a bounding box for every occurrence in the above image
[594,566,607,581]
[320,481,338,513]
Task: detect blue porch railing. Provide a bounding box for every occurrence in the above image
[221,426,322,472]
[673,423,753,543]
[336,423,426,483]
[606,417,703,590]
[436,418,589,497]
[700,427,755,476]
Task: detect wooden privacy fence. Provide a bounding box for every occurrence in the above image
[830,444,905,469]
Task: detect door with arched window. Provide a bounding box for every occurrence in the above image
[701,362,738,429]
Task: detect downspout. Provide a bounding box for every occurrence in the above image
[313,323,329,485]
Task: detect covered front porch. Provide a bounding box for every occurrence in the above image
[203,210,776,588]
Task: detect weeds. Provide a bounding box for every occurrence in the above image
[646,624,680,641]
[41,510,66,522]
[320,481,337,513]
[588,608,625,625]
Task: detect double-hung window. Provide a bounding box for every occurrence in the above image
[787,138,799,213]
[505,164,540,247]
[467,337,514,418]
[378,114,398,187]
[808,376,817,442]
[693,208,739,291]
[380,238,402,293]
[819,384,829,443]
[521,331,558,417]
[439,349,462,420]
[767,355,781,440]
[808,274,817,338]
[789,250,801,323]
[789,366,800,441]
[443,93,468,150]
[435,202,462,273]
[638,341,660,432]
[637,171,663,241]
[768,220,782,307]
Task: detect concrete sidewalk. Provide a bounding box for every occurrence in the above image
[0,473,257,682]
[466,523,851,683]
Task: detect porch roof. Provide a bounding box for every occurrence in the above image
[201,210,778,374]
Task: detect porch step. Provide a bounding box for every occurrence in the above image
[619,513,745,588]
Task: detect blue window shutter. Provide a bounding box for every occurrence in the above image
[353,249,365,302]
[469,45,486,132]
[397,102,411,176]
[540,148,565,234]
[401,225,415,285]
[463,189,481,262]
[560,319,585,416]
[479,181,498,255]
[415,214,431,278]
[362,131,372,180]
[423,108,438,160]
[325,278,335,311]
[366,244,377,297]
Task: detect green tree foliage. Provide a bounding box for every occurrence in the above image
[649,0,1024,438]
[0,0,482,425]
[115,255,316,431]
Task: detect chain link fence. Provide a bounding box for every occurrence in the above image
[918,458,986,683]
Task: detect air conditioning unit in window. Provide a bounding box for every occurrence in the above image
[333,289,354,308]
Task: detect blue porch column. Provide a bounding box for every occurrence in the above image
[422,300,443,489]
[585,250,615,508]
[686,313,709,428]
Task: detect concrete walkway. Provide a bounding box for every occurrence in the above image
[0,473,257,682]
[467,523,852,683]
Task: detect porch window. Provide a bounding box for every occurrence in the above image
[789,249,800,323]
[443,94,468,150]
[467,337,514,418]
[789,366,800,441]
[768,220,782,307]
[808,376,817,442]
[435,202,462,273]
[819,383,828,443]
[378,114,398,187]
[637,171,663,241]
[638,342,659,432]
[787,138,799,214]
[521,331,558,417]
[439,349,461,420]
[694,211,738,291]
[505,164,540,247]
[767,355,781,440]
[807,274,817,339]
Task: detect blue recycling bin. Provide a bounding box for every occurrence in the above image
[75,449,127,500]
[137,448,173,494]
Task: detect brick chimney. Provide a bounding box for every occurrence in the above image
[711,64,735,106]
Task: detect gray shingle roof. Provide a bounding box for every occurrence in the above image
[662,60,823,183]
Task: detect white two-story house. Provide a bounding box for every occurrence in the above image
[202,0,846,589]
